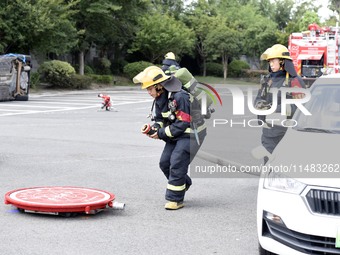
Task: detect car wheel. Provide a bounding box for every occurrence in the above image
[258,243,277,255]
[15,94,29,101]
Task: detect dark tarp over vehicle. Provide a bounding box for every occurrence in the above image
[0,54,31,101]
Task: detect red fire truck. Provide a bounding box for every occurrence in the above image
[288,23,340,86]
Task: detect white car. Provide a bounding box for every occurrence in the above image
[257,74,340,255]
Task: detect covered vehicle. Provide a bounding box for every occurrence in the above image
[257,74,340,254]
[0,54,31,101]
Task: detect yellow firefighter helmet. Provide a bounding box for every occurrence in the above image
[133,66,170,89]
[164,52,176,60]
[260,44,292,61]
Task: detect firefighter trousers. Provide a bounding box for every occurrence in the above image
[159,138,191,202]
[261,126,287,164]
[159,136,203,202]
[261,126,287,154]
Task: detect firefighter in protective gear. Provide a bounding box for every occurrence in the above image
[133,66,206,210]
[254,44,305,163]
[165,52,176,60]
[161,52,181,75]
[98,94,112,111]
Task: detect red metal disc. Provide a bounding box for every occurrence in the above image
[4,186,115,214]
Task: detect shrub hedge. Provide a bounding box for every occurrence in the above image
[69,74,92,89]
[240,69,268,83]
[30,72,40,88]
[228,60,250,77]
[88,74,113,84]
[206,62,223,77]
[38,60,76,88]
[123,61,154,80]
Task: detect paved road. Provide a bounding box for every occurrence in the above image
[0,85,261,255]
[0,89,153,117]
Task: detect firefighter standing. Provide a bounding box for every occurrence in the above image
[161,52,181,75]
[133,66,206,210]
[254,44,305,163]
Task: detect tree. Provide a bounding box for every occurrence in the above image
[298,11,320,31]
[129,12,195,63]
[70,0,149,75]
[70,0,122,75]
[0,0,78,55]
[278,0,321,45]
[329,0,340,15]
[252,0,275,17]
[183,0,219,76]
[226,4,277,68]
[273,0,295,31]
[205,17,241,79]
[150,0,185,19]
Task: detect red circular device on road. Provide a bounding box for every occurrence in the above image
[4,186,116,215]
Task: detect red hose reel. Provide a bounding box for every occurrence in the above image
[4,186,124,216]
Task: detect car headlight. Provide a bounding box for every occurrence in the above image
[263,169,306,194]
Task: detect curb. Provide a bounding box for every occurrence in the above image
[30,85,141,96]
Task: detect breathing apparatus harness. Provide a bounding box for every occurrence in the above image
[143,69,206,145]
[257,60,291,110]
[144,84,176,136]
[147,89,177,123]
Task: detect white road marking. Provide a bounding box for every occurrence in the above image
[0,103,74,109]
[0,109,35,112]
[0,94,153,116]
[25,101,98,106]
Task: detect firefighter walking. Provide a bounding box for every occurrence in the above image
[161,52,181,75]
[254,44,305,163]
[133,66,206,210]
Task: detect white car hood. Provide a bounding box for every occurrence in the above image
[269,128,340,187]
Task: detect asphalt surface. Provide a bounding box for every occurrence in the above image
[0,83,262,255]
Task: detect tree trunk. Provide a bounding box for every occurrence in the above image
[222,54,228,80]
[79,51,84,75]
[203,58,206,77]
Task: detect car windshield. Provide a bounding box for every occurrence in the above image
[293,84,340,134]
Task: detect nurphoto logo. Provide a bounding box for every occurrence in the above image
[197,82,223,115]
[199,85,311,128]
